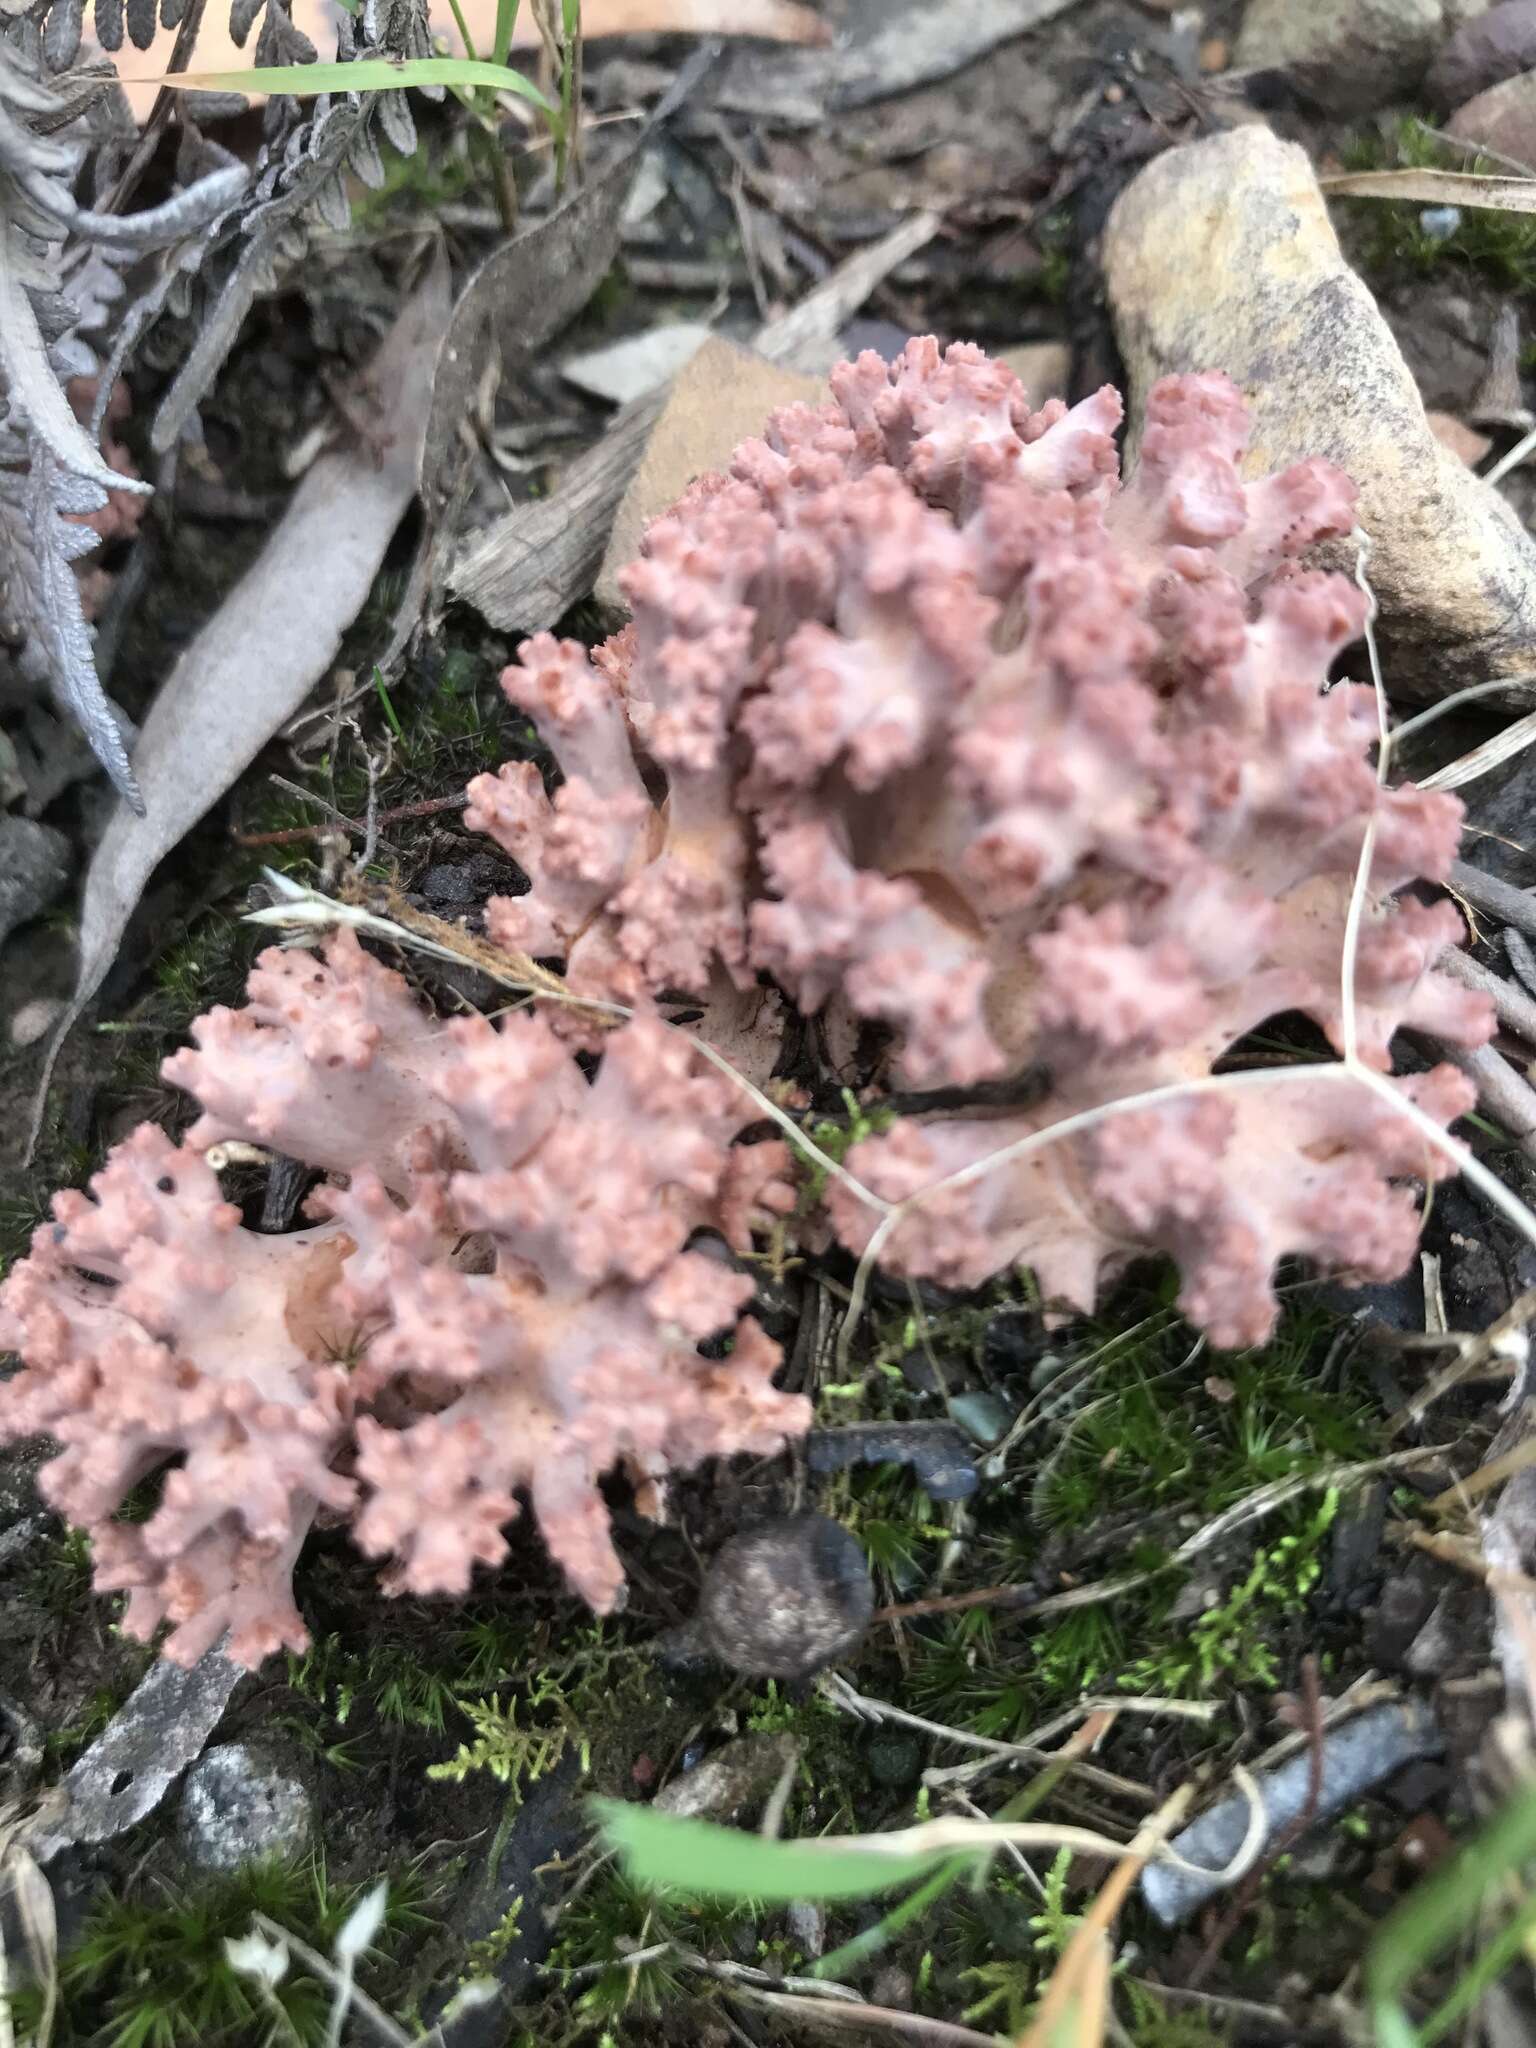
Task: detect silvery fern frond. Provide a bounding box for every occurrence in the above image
[0,23,247,810]
[144,1,428,456]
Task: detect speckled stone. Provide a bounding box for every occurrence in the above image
[177,1743,313,1874]
[1105,124,1536,700]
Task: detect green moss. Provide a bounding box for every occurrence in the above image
[1123,1491,1341,1696]
[796,1088,899,1209]
[889,1295,1379,1727]
[462,1896,524,1976]
[1336,115,1536,290]
[545,1867,769,2037]
[23,1858,432,2048]
[1033,1301,1374,1535]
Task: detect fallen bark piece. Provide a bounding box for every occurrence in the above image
[1104,126,1536,699]
[1139,1701,1444,1926]
[422,147,642,507]
[562,322,715,406]
[708,0,1085,122]
[805,1421,980,1501]
[28,1646,247,1864]
[451,211,939,634]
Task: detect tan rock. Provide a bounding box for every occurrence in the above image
[595,337,824,613]
[997,340,1071,405]
[1447,66,1536,164]
[1427,410,1496,464]
[1103,124,1536,698]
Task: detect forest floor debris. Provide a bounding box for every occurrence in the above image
[16,1,1536,2044]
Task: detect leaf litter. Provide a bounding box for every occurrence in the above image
[15,3,1536,2044]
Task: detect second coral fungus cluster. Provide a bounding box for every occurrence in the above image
[1,934,802,1664]
[0,339,1492,1667]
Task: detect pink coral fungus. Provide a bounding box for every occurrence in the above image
[0,932,804,1665]
[468,339,1491,1347]
[0,340,1496,1667]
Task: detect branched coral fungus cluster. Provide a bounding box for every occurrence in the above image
[470,342,1490,1346]
[0,340,1493,1665]
[0,939,801,1665]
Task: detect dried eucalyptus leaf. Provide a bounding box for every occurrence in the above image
[92,0,123,50]
[422,141,644,504]
[68,254,450,1017]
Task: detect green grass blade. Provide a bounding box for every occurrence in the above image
[372,667,405,743]
[156,57,553,111]
[1420,1888,1536,2045]
[1366,1781,1536,2044]
[444,0,479,64]
[492,0,520,70]
[811,1858,970,1979]
[592,1800,983,1904]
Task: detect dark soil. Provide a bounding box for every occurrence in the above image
[7,2,1536,2043]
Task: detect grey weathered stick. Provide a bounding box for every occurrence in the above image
[1441,945,1536,1045]
[1139,1702,1442,1927]
[1449,860,1536,941]
[27,1647,246,1863]
[448,210,942,634]
[1426,1036,1536,1163]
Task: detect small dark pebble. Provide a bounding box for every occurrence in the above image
[1381,1758,1451,1814]
[898,1347,943,1396]
[1325,1481,1386,1609]
[418,861,485,907]
[982,1309,1045,1376]
[1366,1566,1444,1670]
[864,1729,924,1791]
[696,1513,874,1681]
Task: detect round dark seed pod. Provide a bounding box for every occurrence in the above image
[695,1513,874,1681]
